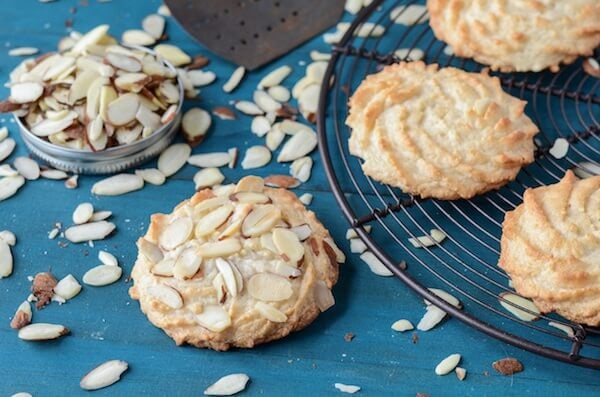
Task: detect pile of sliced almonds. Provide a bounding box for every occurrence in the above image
[3,25,182,151]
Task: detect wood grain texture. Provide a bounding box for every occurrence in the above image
[0,0,599,396]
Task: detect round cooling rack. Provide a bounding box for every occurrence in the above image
[317,0,600,368]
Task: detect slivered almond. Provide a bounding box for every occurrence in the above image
[196,304,231,332]
[435,354,461,376]
[80,360,129,391]
[188,152,230,168]
[0,175,25,202]
[90,210,111,221]
[159,217,193,250]
[0,240,13,278]
[142,14,165,39]
[0,139,16,162]
[223,66,245,93]
[195,204,234,237]
[197,238,241,257]
[98,250,118,267]
[417,305,447,331]
[204,373,250,396]
[267,85,290,103]
[173,247,202,279]
[53,274,82,300]
[18,323,69,341]
[135,168,166,185]
[265,126,285,151]
[257,65,292,89]
[41,169,68,180]
[272,228,304,263]
[139,238,163,264]
[215,258,239,297]
[251,116,271,137]
[230,192,270,204]
[248,273,293,302]
[277,129,317,162]
[255,301,287,322]
[234,100,263,115]
[241,145,271,169]
[83,265,122,286]
[264,174,300,188]
[425,288,462,309]
[8,47,39,56]
[391,319,414,332]
[235,175,264,193]
[65,175,79,189]
[14,157,40,180]
[92,173,144,196]
[279,120,314,135]
[194,168,225,190]
[182,108,211,146]
[499,292,540,321]
[360,251,393,276]
[242,204,281,237]
[254,90,281,113]
[64,221,115,243]
[158,143,191,177]
[188,70,216,86]
[73,202,94,224]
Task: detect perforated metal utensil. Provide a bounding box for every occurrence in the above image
[164,0,345,70]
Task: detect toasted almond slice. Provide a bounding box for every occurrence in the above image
[182,108,211,146]
[155,44,190,66]
[142,14,165,39]
[122,29,155,46]
[272,228,304,263]
[223,66,245,93]
[391,319,414,332]
[253,90,282,113]
[83,265,122,286]
[499,292,540,321]
[198,238,241,257]
[248,273,293,302]
[290,156,313,183]
[10,82,44,104]
[148,284,183,309]
[257,65,292,89]
[277,129,317,162]
[266,126,285,151]
[234,100,263,115]
[65,221,115,243]
[135,168,165,185]
[194,168,225,190]
[13,157,40,180]
[241,145,271,170]
[215,258,239,297]
[230,192,270,204]
[196,304,231,332]
[80,360,129,391]
[204,373,250,396]
[195,204,234,237]
[360,251,393,277]
[188,152,230,168]
[264,174,300,188]
[92,173,144,196]
[234,175,264,193]
[106,93,140,126]
[242,204,282,237]
[18,323,69,341]
[159,217,193,250]
[251,116,271,137]
[255,301,287,322]
[158,143,191,177]
[73,202,94,224]
[53,274,82,300]
[0,139,16,162]
[0,239,13,278]
[41,169,68,180]
[188,70,216,86]
[139,238,163,264]
[0,230,16,246]
[417,305,447,331]
[435,354,461,376]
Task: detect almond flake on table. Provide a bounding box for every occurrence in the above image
[408,228,446,248]
[290,156,313,182]
[204,373,250,396]
[158,143,191,177]
[17,323,69,341]
[251,116,271,137]
[213,106,236,120]
[277,129,318,162]
[80,360,129,391]
[10,301,32,329]
[53,274,82,300]
[234,100,263,115]
[8,47,39,56]
[122,29,155,46]
[254,90,282,113]
[345,226,372,239]
[41,169,69,180]
[0,138,16,162]
[266,126,285,151]
[92,173,144,196]
[417,305,447,331]
[83,264,122,286]
[188,152,231,168]
[241,145,271,169]
[455,367,467,381]
[391,319,414,332]
[72,202,94,224]
[349,238,367,254]
[65,174,78,189]
[257,65,292,89]
[549,138,569,159]
[135,168,166,185]
[223,66,245,93]
[0,175,25,202]
[182,108,211,146]
[194,168,225,190]
[390,4,429,25]
[360,251,393,276]
[188,69,216,86]
[64,221,115,243]
[435,354,461,375]
[90,210,112,222]
[267,85,291,102]
[334,383,361,394]
[499,292,540,321]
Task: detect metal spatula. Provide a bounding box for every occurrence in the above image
[164,0,345,70]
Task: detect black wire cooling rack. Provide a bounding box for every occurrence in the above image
[316,0,600,368]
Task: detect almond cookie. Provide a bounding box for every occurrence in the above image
[427,0,600,72]
[129,176,344,350]
[499,171,600,326]
[346,62,538,200]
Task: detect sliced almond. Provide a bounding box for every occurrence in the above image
[425,288,462,309]
[139,238,164,264]
[194,195,229,214]
[264,174,300,188]
[417,305,447,331]
[292,76,313,99]
[195,204,234,237]
[230,192,270,204]
[53,274,82,300]
[241,145,271,169]
[196,304,231,332]
[349,238,367,254]
[267,85,290,103]
[314,280,335,311]
[499,292,540,321]
[188,70,216,86]
[91,173,144,196]
[290,156,313,183]
[187,152,230,168]
[277,129,317,162]
[115,73,150,93]
[289,224,312,241]
[73,202,94,224]
[0,175,25,202]
[10,301,32,329]
[135,168,166,185]
[0,230,16,246]
[360,251,393,276]
[154,44,191,66]
[159,217,193,250]
[253,90,282,113]
[0,239,13,278]
[41,169,69,180]
[197,238,241,258]
[194,168,225,190]
[242,204,282,237]
[158,143,191,177]
[181,108,211,146]
[391,319,414,332]
[97,250,118,267]
[83,264,122,286]
[31,111,78,136]
[257,65,292,89]
[122,29,155,46]
[72,25,109,53]
[272,228,304,263]
[142,14,165,39]
[251,116,271,137]
[106,93,140,126]
[0,139,16,162]
[255,301,287,322]
[215,258,240,297]
[248,273,293,302]
[13,157,40,180]
[80,360,129,391]
[266,126,285,151]
[223,66,245,93]
[64,221,115,243]
[8,47,39,56]
[69,69,100,104]
[390,4,429,25]
[234,100,263,115]
[435,354,461,376]
[204,374,250,396]
[18,323,69,341]
[151,259,174,277]
[148,284,183,309]
[212,106,236,120]
[234,175,264,193]
[90,210,111,221]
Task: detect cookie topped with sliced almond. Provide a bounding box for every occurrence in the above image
[129,175,344,350]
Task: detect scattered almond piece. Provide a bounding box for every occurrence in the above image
[223,66,245,93]
[492,357,523,376]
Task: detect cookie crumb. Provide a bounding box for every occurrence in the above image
[344,332,355,342]
[32,271,57,309]
[493,357,524,375]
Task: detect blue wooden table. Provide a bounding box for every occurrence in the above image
[0,1,599,396]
